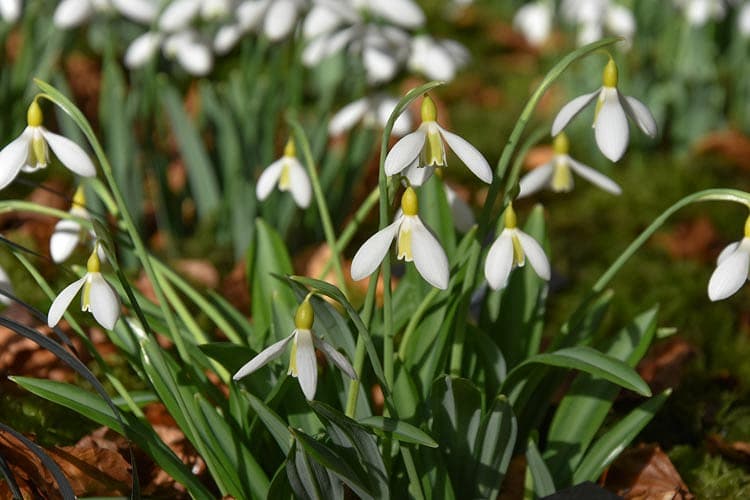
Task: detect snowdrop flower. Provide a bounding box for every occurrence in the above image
[110,0,158,24]
[407,35,470,82]
[484,203,550,290]
[0,100,96,190]
[518,132,621,197]
[125,30,213,75]
[158,0,232,33]
[47,245,120,330]
[551,58,657,162]
[50,186,99,263]
[351,187,449,289]
[328,94,412,137]
[0,0,21,23]
[234,0,306,41]
[513,0,554,47]
[385,95,492,186]
[561,0,636,47]
[708,216,750,301]
[0,261,13,306]
[256,138,311,208]
[53,0,109,29]
[233,298,356,400]
[674,0,726,26]
[738,2,750,36]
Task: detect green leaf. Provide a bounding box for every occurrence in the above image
[244,391,293,455]
[199,342,256,374]
[573,390,671,484]
[286,440,344,500]
[359,416,438,448]
[526,437,555,497]
[473,395,517,499]
[502,346,652,397]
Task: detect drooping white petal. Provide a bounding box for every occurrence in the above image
[328,98,368,136]
[48,276,87,327]
[513,2,553,46]
[403,161,434,187]
[256,158,284,200]
[438,126,492,184]
[605,4,636,41]
[517,231,551,280]
[621,95,657,138]
[708,248,750,301]
[0,130,31,190]
[124,32,162,68]
[287,159,312,208]
[518,162,554,198]
[444,184,475,233]
[739,3,750,37]
[264,0,298,41]
[551,89,600,137]
[175,39,213,75]
[594,87,629,162]
[50,219,83,263]
[214,24,244,54]
[314,336,357,380]
[159,0,201,32]
[0,264,13,305]
[384,129,426,176]
[0,0,20,22]
[369,0,425,28]
[350,219,401,281]
[88,273,120,329]
[236,0,269,29]
[484,231,514,290]
[363,45,398,84]
[40,129,97,177]
[567,156,622,194]
[409,216,449,289]
[54,0,94,29]
[233,334,294,380]
[717,241,741,265]
[111,0,158,24]
[294,329,318,400]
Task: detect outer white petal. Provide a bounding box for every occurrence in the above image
[264,0,298,41]
[295,329,318,400]
[369,0,425,28]
[739,3,750,38]
[363,46,398,84]
[377,98,412,136]
[621,95,657,138]
[47,276,86,327]
[605,4,636,40]
[708,249,750,301]
[444,184,475,233]
[302,5,343,39]
[233,334,294,380]
[54,0,93,29]
[159,0,201,32]
[0,130,30,190]
[484,232,513,290]
[89,274,120,329]
[594,88,629,162]
[214,24,244,54]
[50,219,83,263]
[438,126,492,184]
[403,161,434,187]
[0,265,13,305]
[518,162,554,198]
[287,159,312,208]
[175,40,213,76]
[256,158,284,200]
[409,216,449,289]
[567,156,622,194]
[551,89,600,137]
[384,129,426,176]
[40,129,97,177]
[124,32,162,68]
[111,0,158,24]
[314,336,357,380]
[328,98,368,136]
[517,231,551,280]
[717,241,741,265]
[0,0,20,22]
[350,219,401,281]
[514,2,552,46]
[237,0,269,29]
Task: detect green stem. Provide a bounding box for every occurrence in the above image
[345,273,378,417]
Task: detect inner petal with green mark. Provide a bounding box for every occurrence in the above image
[551,160,573,192]
[82,277,92,312]
[278,163,291,190]
[31,134,48,168]
[422,125,445,167]
[511,232,525,268]
[397,226,413,262]
[287,336,298,377]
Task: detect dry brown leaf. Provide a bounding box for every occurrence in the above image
[694,129,750,170]
[637,337,696,394]
[603,443,692,500]
[174,258,220,288]
[707,433,750,464]
[654,216,718,262]
[220,260,251,314]
[498,455,526,500]
[524,145,554,171]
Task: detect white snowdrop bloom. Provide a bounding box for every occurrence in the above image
[385,95,492,186]
[561,0,636,47]
[0,260,13,306]
[110,0,158,24]
[214,23,244,53]
[674,0,726,26]
[353,0,425,28]
[0,100,96,191]
[328,94,412,137]
[124,31,163,68]
[163,30,213,75]
[50,186,98,263]
[306,0,424,32]
[551,58,657,162]
[48,246,120,330]
[256,138,311,208]
[740,2,750,37]
[484,203,550,290]
[407,35,470,82]
[513,1,553,47]
[234,0,306,41]
[351,187,449,289]
[233,299,356,401]
[53,0,110,29]
[518,132,621,197]
[605,4,635,41]
[708,217,750,301]
[0,0,21,23]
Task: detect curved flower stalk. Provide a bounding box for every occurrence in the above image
[484,203,550,290]
[47,245,121,330]
[351,186,449,289]
[407,34,470,82]
[256,137,312,208]
[328,94,412,137]
[518,132,621,197]
[385,95,492,186]
[551,58,657,162]
[708,215,750,301]
[0,100,96,190]
[233,298,356,401]
[50,186,101,263]
[513,0,554,47]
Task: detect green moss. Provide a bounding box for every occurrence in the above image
[671,445,750,499]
